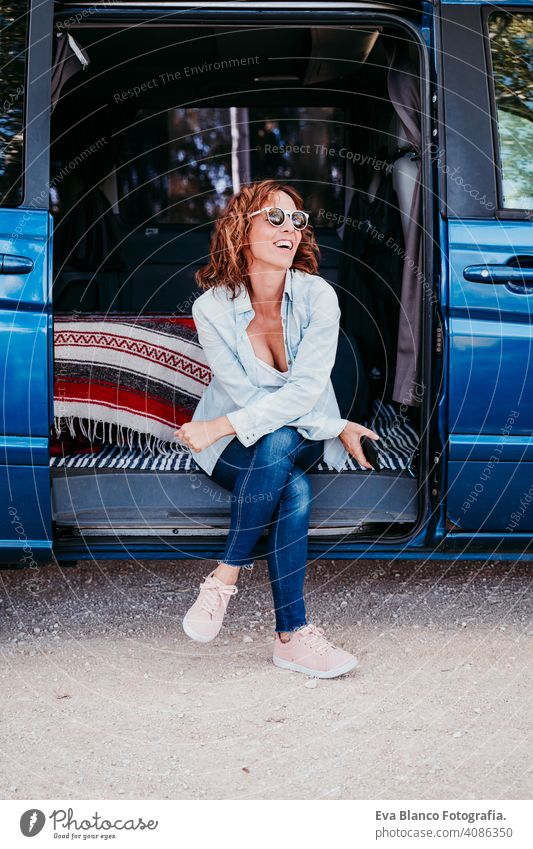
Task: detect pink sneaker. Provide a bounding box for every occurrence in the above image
[182,571,238,643]
[273,624,359,678]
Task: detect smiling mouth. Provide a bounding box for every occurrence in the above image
[274,240,294,250]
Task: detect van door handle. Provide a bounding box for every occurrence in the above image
[0,254,34,274]
[463,264,533,286]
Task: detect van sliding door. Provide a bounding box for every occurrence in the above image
[440,3,533,537]
[0,0,54,562]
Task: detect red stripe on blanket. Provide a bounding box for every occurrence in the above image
[55,378,192,428]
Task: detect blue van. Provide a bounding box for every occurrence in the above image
[1,0,531,568]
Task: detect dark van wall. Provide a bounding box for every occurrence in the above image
[110,223,343,314]
[51,23,402,314]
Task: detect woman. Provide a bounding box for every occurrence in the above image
[175,179,379,679]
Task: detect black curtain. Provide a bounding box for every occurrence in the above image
[387,45,423,407]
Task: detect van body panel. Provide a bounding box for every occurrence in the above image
[0,212,51,438]
[440,0,522,4]
[440,3,533,535]
[0,210,54,559]
[0,437,49,466]
[1,0,529,562]
[448,220,533,437]
[447,462,532,532]
[449,435,533,464]
[0,468,52,561]
[52,535,533,565]
[0,0,54,562]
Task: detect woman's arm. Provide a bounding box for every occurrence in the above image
[174,298,275,453]
[226,282,345,447]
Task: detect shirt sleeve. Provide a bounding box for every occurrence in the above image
[192,297,271,410]
[287,410,350,441]
[226,282,345,446]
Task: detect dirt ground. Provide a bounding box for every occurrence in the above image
[0,556,531,800]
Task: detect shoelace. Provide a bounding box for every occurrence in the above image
[198,576,238,617]
[298,624,336,656]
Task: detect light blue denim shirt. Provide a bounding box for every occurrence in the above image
[188,267,351,475]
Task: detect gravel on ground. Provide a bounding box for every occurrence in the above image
[0,556,531,800]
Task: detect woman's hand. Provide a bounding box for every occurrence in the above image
[174,416,234,452]
[338,421,380,470]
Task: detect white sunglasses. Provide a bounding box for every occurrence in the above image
[249,206,310,231]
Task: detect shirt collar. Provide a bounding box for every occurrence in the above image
[234,267,293,314]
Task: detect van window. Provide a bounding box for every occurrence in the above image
[0,0,29,206]
[487,11,533,210]
[117,106,345,226]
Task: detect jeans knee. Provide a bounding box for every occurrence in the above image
[254,427,302,465]
[282,467,313,516]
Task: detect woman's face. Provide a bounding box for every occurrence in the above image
[245,190,303,274]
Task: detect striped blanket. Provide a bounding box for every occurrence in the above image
[53,313,210,453]
[50,400,419,473]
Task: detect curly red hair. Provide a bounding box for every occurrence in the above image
[195,180,319,298]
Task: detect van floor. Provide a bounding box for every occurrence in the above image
[50,401,420,533]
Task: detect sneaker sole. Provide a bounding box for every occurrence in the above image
[182,616,219,643]
[272,654,359,679]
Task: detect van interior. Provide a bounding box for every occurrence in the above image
[49,11,428,545]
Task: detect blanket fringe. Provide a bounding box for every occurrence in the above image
[53,415,186,456]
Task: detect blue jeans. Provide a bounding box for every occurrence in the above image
[209,427,324,633]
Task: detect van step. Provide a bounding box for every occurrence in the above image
[67,525,365,537]
[51,467,418,528]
